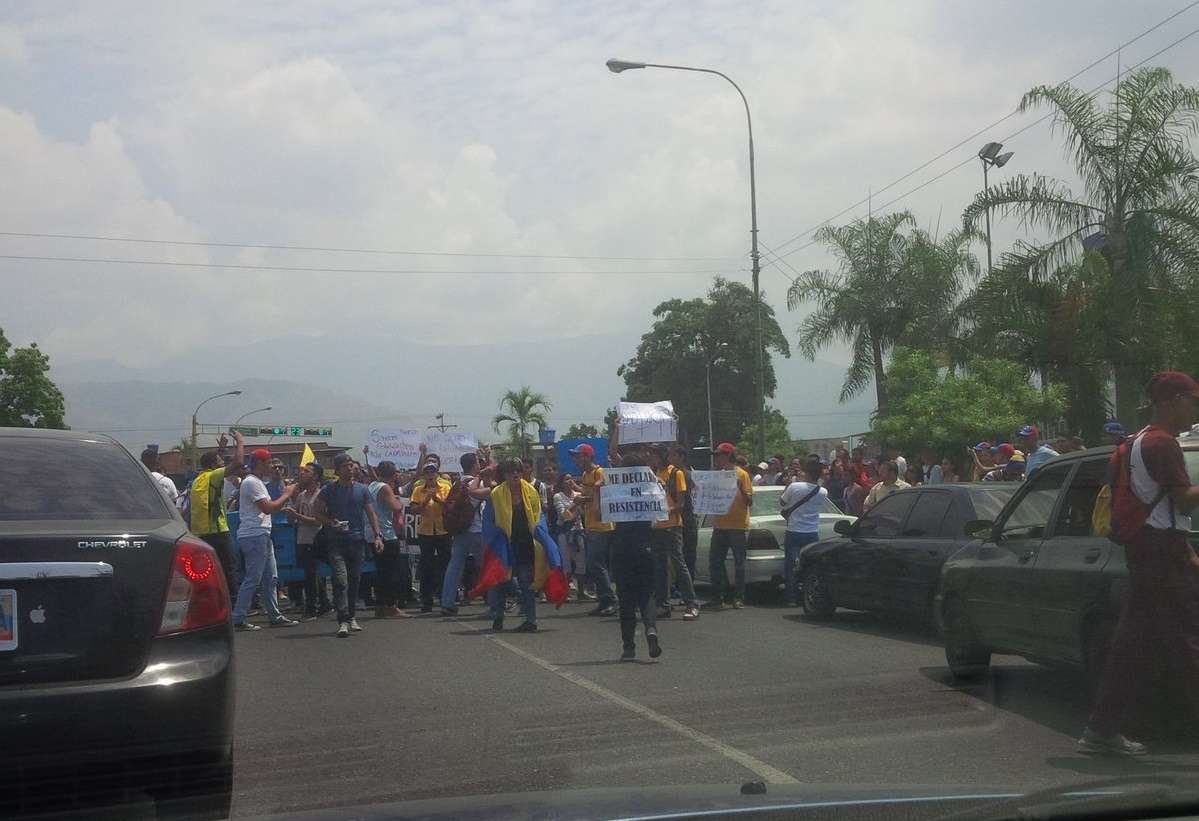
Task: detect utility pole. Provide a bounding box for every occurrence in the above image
[428,413,457,432]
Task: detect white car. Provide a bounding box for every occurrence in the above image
[693,486,855,589]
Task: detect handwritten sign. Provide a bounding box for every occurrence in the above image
[616,400,676,445]
[600,466,668,523]
[690,469,738,516]
[366,427,422,469]
[424,432,478,472]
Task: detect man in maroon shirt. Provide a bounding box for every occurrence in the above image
[1082,371,1199,755]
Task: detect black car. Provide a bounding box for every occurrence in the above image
[0,428,234,819]
[799,483,1019,632]
[940,441,1199,683]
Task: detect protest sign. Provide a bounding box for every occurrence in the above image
[616,400,676,445]
[425,432,478,471]
[366,427,422,469]
[599,466,668,523]
[690,469,738,516]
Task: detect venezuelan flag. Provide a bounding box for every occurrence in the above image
[468,486,570,607]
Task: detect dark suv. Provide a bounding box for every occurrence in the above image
[0,428,234,819]
[940,439,1199,685]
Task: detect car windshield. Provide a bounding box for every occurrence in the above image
[7,2,1199,820]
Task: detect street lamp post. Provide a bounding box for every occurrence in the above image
[705,342,730,449]
[233,406,272,429]
[978,142,1014,272]
[190,390,242,469]
[607,57,765,460]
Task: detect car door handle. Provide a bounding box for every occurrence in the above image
[1084,548,1102,564]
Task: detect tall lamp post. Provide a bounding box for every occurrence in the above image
[978,141,1014,272]
[190,390,242,468]
[233,406,272,429]
[705,342,730,449]
[607,57,765,460]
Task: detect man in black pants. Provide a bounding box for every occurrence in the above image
[608,454,663,662]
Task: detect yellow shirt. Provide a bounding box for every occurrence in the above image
[653,465,686,529]
[713,466,753,530]
[189,466,229,535]
[580,465,614,533]
[413,477,452,536]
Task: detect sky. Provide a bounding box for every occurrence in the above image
[2,1,1198,447]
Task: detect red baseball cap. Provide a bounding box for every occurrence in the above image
[1146,371,1199,403]
[568,443,595,457]
[251,448,271,463]
[711,442,737,456]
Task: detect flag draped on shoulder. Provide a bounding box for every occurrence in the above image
[468,481,570,607]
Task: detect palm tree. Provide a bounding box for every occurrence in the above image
[963,66,1199,424]
[786,211,976,408]
[492,386,552,459]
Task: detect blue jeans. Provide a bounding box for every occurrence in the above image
[328,539,365,625]
[784,531,819,604]
[586,529,616,606]
[488,563,536,625]
[442,531,483,608]
[708,529,747,603]
[233,532,283,623]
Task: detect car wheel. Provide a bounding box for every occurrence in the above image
[801,569,835,618]
[944,599,990,681]
[1083,616,1116,691]
[152,747,233,821]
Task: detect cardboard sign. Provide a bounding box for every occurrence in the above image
[366,428,422,469]
[424,432,478,472]
[690,469,738,515]
[616,400,676,445]
[600,466,668,523]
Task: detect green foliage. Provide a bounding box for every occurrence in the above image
[871,347,1065,458]
[735,407,808,463]
[563,422,600,439]
[491,385,551,460]
[619,277,790,448]
[0,328,67,429]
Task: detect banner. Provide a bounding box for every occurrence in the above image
[599,466,668,523]
[690,469,738,516]
[616,400,676,445]
[425,432,479,472]
[366,427,422,469]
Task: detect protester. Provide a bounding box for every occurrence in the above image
[368,461,411,619]
[607,454,663,661]
[189,431,245,601]
[1018,424,1058,476]
[843,469,866,517]
[779,459,828,607]
[645,443,700,621]
[232,448,300,631]
[283,462,333,620]
[702,442,754,611]
[140,447,179,505]
[1100,420,1127,446]
[862,461,910,512]
[572,443,618,617]
[669,443,700,581]
[411,459,453,613]
[552,473,590,601]
[440,452,493,616]
[316,453,386,637]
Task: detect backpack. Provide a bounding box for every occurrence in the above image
[442,478,476,535]
[1106,429,1171,547]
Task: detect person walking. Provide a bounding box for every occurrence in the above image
[232,448,301,630]
[779,459,828,607]
[608,454,663,661]
[283,462,332,620]
[440,452,493,616]
[368,461,411,619]
[411,460,453,613]
[316,453,386,637]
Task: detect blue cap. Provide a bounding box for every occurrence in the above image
[1103,420,1125,435]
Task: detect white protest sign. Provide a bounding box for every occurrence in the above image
[424,432,478,471]
[599,466,668,523]
[690,469,738,516]
[366,427,422,469]
[616,400,676,445]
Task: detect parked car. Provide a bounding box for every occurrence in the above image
[0,428,235,819]
[799,483,1019,632]
[693,486,854,591]
[940,440,1199,683]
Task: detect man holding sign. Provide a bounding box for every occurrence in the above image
[646,443,700,621]
[702,442,754,611]
[571,443,618,617]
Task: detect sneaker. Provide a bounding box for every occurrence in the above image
[349,618,363,632]
[657,606,672,619]
[378,606,411,619]
[268,616,299,627]
[514,621,538,633]
[1079,727,1148,755]
[439,606,459,617]
[233,622,261,632]
[647,631,662,659]
[504,599,519,613]
[732,599,745,609]
[336,623,349,638]
[304,613,319,621]
[598,604,618,617]
[315,603,334,617]
[587,605,606,616]
[491,618,504,632]
[701,600,725,612]
[621,645,636,662]
[682,605,700,621]
[578,590,597,601]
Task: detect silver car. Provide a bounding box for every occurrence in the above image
[693,486,854,589]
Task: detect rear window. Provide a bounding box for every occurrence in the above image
[0,437,172,521]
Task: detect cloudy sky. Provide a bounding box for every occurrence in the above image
[2,1,1198,443]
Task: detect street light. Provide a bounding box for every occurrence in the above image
[233,406,272,428]
[607,57,766,461]
[706,342,730,450]
[190,390,242,469]
[978,141,1014,272]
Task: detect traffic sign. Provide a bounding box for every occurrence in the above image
[250,426,333,437]
[230,426,259,435]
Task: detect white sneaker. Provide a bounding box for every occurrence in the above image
[336,623,349,638]
[349,618,363,632]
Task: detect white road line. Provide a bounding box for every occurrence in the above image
[490,635,801,785]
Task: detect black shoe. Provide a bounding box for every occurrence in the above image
[587,605,606,616]
[440,606,459,617]
[657,606,672,619]
[598,604,618,617]
[621,645,636,662]
[647,631,662,658]
[420,605,433,614]
[491,618,504,632]
[514,621,538,633]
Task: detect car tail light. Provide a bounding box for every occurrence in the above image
[747,528,781,551]
[159,535,230,634]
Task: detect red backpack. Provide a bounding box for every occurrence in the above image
[1107,429,1170,547]
[442,478,477,535]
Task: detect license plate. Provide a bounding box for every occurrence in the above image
[0,589,16,651]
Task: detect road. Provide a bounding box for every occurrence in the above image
[230,591,1199,817]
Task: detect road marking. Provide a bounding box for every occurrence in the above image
[489,635,800,785]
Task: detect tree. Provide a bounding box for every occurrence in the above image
[0,328,67,429]
[563,422,600,439]
[619,277,791,448]
[870,347,1066,459]
[491,386,551,459]
[736,407,808,463]
[963,66,1199,425]
[787,211,978,408]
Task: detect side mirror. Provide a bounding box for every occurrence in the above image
[965,519,994,541]
[834,519,853,536]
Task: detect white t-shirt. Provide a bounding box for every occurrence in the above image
[151,471,178,505]
[237,474,272,538]
[780,481,827,534]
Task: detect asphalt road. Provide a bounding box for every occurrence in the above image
[230,590,1199,818]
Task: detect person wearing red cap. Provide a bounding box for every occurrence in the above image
[232,447,301,630]
[701,442,754,611]
[1082,371,1199,755]
[571,443,618,616]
